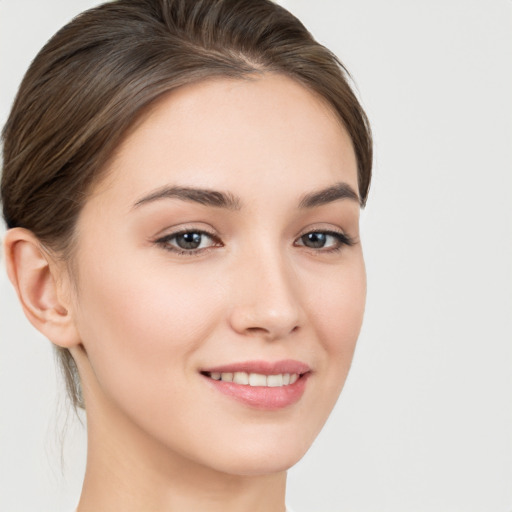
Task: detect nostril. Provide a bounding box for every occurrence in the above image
[246,326,268,335]
[244,324,299,340]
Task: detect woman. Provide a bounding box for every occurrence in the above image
[1,0,372,510]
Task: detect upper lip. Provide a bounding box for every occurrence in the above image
[201,359,311,375]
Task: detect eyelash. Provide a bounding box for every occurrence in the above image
[295,230,354,252]
[155,229,222,256]
[154,228,354,256]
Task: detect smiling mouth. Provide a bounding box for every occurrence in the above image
[200,360,311,409]
[201,371,302,387]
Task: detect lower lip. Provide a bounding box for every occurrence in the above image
[202,373,310,410]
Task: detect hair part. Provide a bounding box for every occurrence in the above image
[1,0,372,409]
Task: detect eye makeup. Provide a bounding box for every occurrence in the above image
[154,228,222,255]
[294,229,355,253]
[153,226,355,257]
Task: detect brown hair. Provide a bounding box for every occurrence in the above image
[1,0,372,410]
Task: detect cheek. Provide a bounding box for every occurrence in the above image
[306,254,366,383]
[72,251,223,402]
[326,265,366,350]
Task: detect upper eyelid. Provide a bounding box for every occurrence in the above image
[156,229,221,244]
[154,228,353,253]
[295,226,351,240]
[297,226,345,235]
[154,230,221,256]
[161,228,216,237]
[152,213,357,240]
[154,225,350,240]
[154,224,219,240]
[295,230,353,245]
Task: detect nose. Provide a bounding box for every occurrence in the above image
[228,247,302,341]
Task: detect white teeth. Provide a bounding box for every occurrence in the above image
[267,374,283,387]
[249,373,267,387]
[209,371,301,387]
[233,372,249,385]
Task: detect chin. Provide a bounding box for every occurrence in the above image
[213,448,307,477]
[194,425,318,477]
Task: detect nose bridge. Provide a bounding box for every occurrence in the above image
[229,239,301,340]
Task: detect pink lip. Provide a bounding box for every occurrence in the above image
[201,359,311,375]
[200,359,311,410]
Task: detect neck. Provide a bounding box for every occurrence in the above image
[78,456,286,512]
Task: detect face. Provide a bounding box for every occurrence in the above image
[69,74,366,476]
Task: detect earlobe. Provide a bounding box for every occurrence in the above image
[4,228,81,348]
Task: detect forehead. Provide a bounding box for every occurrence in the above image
[90,73,358,206]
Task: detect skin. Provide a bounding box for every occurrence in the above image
[5,73,366,511]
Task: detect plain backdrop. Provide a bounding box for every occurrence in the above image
[1,1,511,511]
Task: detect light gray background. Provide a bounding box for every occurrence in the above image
[1,1,511,511]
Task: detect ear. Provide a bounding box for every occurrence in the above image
[4,228,81,348]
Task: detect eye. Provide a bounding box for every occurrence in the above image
[155,230,221,254]
[295,230,354,251]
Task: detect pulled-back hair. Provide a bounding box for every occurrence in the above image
[1,0,372,410]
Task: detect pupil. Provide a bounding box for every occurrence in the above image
[177,232,202,249]
[304,232,326,248]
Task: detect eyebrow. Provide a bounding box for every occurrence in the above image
[298,182,360,208]
[133,186,242,210]
[133,181,360,211]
